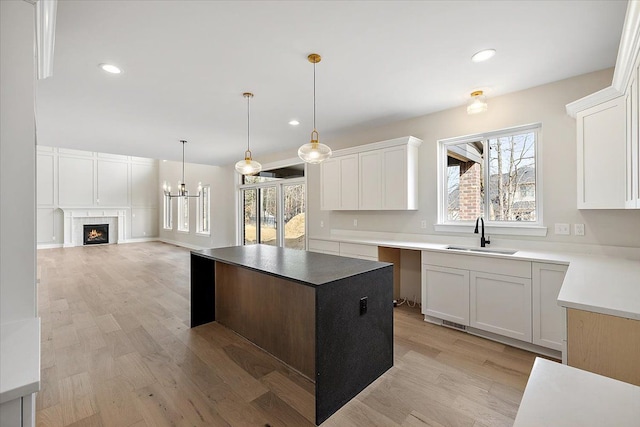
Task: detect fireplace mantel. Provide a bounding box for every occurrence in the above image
[60,208,126,247]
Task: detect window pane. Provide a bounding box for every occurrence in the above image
[163,194,172,230]
[242,189,257,245]
[259,187,277,246]
[283,184,305,250]
[446,141,484,221]
[488,132,536,221]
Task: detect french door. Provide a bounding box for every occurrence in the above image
[240,178,306,250]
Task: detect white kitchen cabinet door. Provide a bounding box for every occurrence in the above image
[470,272,532,342]
[576,96,626,209]
[381,146,407,209]
[422,265,470,326]
[321,157,340,210]
[320,155,359,210]
[532,262,567,351]
[359,150,382,210]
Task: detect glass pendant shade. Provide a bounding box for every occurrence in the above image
[236,92,262,175]
[299,53,332,164]
[298,130,332,163]
[235,150,262,175]
[467,90,488,114]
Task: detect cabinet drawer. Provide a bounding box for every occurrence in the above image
[339,242,378,259]
[422,250,531,278]
[308,239,340,255]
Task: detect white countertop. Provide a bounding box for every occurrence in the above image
[310,234,640,319]
[0,317,40,403]
[514,357,640,427]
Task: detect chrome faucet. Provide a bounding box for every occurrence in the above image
[474,217,490,247]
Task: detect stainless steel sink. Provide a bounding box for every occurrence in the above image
[445,245,518,255]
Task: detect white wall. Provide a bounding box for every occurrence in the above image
[1,0,37,323]
[261,69,640,249]
[158,160,236,249]
[36,146,159,247]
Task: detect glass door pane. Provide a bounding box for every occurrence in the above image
[242,189,257,245]
[283,184,305,250]
[259,187,277,246]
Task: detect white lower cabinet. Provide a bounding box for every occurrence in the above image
[470,272,532,342]
[307,239,340,255]
[422,265,469,325]
[532,262,568,351]
[338,242,378,261]
[0,394,35,427]
[421,250,565,353]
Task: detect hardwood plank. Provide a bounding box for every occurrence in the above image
[36,243,540,427]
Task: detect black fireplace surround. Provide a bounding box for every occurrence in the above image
[83,224,109,245]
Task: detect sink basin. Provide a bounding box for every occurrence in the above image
[445,245,518,255]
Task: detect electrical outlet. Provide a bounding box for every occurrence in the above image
[320,220,324,228]
[554,223,570,235]
[359,297,367,315]
[574,223,585,236]
[420,220,427,229]
[353,219,358,227]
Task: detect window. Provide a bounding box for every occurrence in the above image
[438,124,542,232]
[197,185,210,235]
[239,164,306,250]
[163,194,172,230]
[177,194,189,232]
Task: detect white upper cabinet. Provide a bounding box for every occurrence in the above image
[320,136,422,211]
[320,154,358,210]
[576,96,626,209]
[626,55,640,208]
[567,2,640,209]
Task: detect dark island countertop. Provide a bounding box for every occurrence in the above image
[192,244,391,287]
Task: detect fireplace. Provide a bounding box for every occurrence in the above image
[83,224,109,245]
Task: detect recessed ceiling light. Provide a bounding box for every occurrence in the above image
[471,49,496,63]
[289,120,300,126]
[99,63,122,74]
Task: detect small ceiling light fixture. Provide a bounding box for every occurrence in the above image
[163,140,201,198]
[288,120,300,126]
[467,90,488,115]
[298,53,332,164]
[471,49,496,63]
[99,63,122,74]
[235,92,262,175]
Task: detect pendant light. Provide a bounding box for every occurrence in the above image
[467,90,488,115]
[298,53,332,164]
[163,140,201,198]
[235,92,262,175]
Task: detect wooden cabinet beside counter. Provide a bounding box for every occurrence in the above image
[567,308,640,386]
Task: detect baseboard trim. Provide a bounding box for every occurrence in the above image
[120,237,159,244]
[37,243,64,250]
[158,238,208,251]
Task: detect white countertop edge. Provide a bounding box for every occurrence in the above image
[0,318,41,404]
[514,357,640,427]
[557,299,640,321]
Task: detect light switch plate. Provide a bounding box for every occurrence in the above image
[574,223,585,236]
[353,219,358,227]
[554,223,570,235]
[420,220,427,229]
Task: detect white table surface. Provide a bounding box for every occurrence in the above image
[0,317,40,404]
[514,358,640,427]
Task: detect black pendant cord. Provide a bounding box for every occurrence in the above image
[182,140,185,184]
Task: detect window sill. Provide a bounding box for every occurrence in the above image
[434,223,548,237]
[195,232,211,237]
[177,229,190,234]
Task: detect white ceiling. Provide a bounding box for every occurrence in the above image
[35,0,628,166]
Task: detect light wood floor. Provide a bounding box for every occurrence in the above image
[36,242,539,427]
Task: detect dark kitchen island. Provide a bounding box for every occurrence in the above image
[190,244,394,425]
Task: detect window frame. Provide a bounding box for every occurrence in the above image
[435,123,547,237]
[196,184,211,236]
